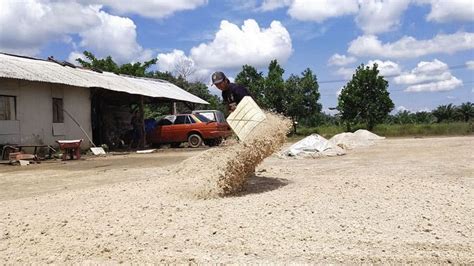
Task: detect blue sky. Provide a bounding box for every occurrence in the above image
[1,0,473,113]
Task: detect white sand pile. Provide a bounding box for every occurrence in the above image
[354,129,386,140]
[174,112,292,198]
[329,130,384,150]
[281,134,346,158]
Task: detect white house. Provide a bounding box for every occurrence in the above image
[0,53,208,150]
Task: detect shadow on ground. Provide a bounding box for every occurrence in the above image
[236,175,290,196]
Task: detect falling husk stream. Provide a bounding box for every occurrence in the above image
[174,112,292,198]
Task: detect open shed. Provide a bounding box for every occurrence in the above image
[0,53,208,151]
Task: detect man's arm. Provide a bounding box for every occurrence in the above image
[232,84,251,104]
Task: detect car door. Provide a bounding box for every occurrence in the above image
[151,118,173,143]
[168,115,189,142]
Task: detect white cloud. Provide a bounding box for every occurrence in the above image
[0,0,100,56]
[67,51,87,64]
[395,59,447,84]
[76,10,153,64]
[348,32,474,59]
[335,67,355,80]
[80,0,208,19]
[287,0,359,22]
[394,59,463,92]
[367,60,401,76]
[328,54,357,66]
[156,19,292,81]
[356,0,411,34]
[259,0,473,34]
[404,77,463,92]
[156,49,206,81]
[190,19,293,70]
[415,0,474,23]
[260,0,292,11]
[157,50,191,72]
[466,60,474,70]
[323,108,339,115]
[396,105,409,112]
[0,0,153,63]
[417,107,431,112]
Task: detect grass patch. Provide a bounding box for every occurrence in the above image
[373,122,473,137]
[291,122,473,138]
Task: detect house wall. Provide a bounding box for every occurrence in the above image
[0,78,92,148]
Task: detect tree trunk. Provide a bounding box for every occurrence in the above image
[367,120,374,131]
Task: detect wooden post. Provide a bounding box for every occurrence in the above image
[139,96,146,148]
[172,102,177,115]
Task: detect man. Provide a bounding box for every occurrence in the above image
[212,71,250,112]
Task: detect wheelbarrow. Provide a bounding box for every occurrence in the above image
[56,139,83,160]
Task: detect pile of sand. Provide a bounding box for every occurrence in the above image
[281,134,346,158]
[354,129,386,140]
[329,130,384,150]
[174,112,292,198]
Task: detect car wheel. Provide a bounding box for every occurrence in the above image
[188,133,203,148]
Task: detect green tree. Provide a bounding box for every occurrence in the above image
[456,102,474,122]
[298,68,322,126]
[235,65,266,108]
[337,63,394,130]
[284,68,323,131]
[432,104,457,123]
[285,74,304,133]
[392,110,414,124]
[413,111,436,124]
[75,51,157,77]
[265,60,287,113]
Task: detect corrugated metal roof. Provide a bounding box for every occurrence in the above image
[0,53,208,104]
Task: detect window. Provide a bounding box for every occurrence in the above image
[194,113,210,122]
[157,118,172,126]
[187,115,196,124]
[174,115,186,125]
[52,98,64,123]
[0,95,16,120]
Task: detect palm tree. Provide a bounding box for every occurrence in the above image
[432,104,457,123]
[456,102,474,122]
[413,111,436,124]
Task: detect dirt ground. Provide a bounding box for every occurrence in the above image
[0,136,472,263]
[0,148,205,201]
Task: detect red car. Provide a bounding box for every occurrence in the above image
[146,113,232,148]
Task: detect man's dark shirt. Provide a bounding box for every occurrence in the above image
[222,83,250,106]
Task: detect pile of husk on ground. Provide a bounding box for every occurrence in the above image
[174,112,292,199]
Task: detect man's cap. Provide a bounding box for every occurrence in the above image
[212,71,226,84]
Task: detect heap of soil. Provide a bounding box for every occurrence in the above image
[174,112,292,198]
[329,130,384,150]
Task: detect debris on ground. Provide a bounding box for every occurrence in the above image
[281,134,346,158]
[90,147,106,155]
[136,149,156,154]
